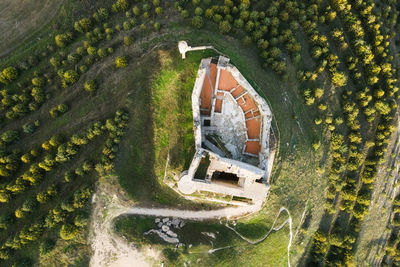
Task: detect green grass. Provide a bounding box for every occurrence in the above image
[115,214,289,267]
[113,48,218,207]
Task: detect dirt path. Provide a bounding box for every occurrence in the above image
[89,178,159,267]
[124,201,263,220]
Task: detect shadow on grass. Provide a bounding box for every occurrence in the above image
[113,52,159,203]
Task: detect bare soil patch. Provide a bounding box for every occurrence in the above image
[0,0,62,56]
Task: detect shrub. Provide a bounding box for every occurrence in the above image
[375,101,391,115]
[1,130,19,144]
[94,8,109,22]
[132,6,140,16]
[64,171,75,183]
[74,18,92,33]
[0,191,11,203]
[97,48,107,58]
[314,118,323,125]
[112,0,129,13]
[15,209,25,219]
[312,141,321,150]
[23,123,35,134]
[57,104,68,113]
[80,65,88,73]
[154,22,161,31]
[31,77,45,87]
[219,20,232,33]
[87,46,97,57]
[123,36,133,46]
[192,16,204,29]
[0,67,18,84]
[63,70,79,85]
[181,10,189,18]
[21,153,31,163]
[84,80,97,93]
[315,88,324,98]
[331,72,347,87]
[21,198,37,212]
[55,33,72,47]
[318,103,327,111]
[60,224,78,240]
[74,213,88,227]
[195,7,203,16]
[155,7,163,15]
[115,56,128,68]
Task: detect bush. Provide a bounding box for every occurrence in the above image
[60,224,78,240]
[55,33,72,48]
[123,36,133,46]
[31,77,45,87]
[87,46,97,57]
[74,18,92,33]
[112,0,129,12]
[0,191,11,203]
[63,70,79,85]
[331,72,347,87]
[132,6,140,16]
[21,153,31,163]
[74,213,88,227]
[154,22,161,31]
[155,7,163,15]
[84,80,97,93]
[22,123,35,134]
[0,67,18,84]
[181,10,189,18]
[192,16,204,29]
[115,56,128,68]
[97,48,107,58]
[312,141,321,150]
[195,7,203,16]
[219,20,232,33]
[15,209,25,219]
[1,130,19,144]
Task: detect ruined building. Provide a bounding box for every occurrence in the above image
[178,56,274,205]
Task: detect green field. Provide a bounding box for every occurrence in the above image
[115,214,289,267]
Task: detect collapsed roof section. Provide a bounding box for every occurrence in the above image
[178,56,274,205]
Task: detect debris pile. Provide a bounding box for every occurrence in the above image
[143,217,185,244]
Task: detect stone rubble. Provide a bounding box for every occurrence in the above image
[143,217,186,244]
[201,232,216,239]
[161,225,170,232]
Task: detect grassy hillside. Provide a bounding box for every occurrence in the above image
[0,0,399,266]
